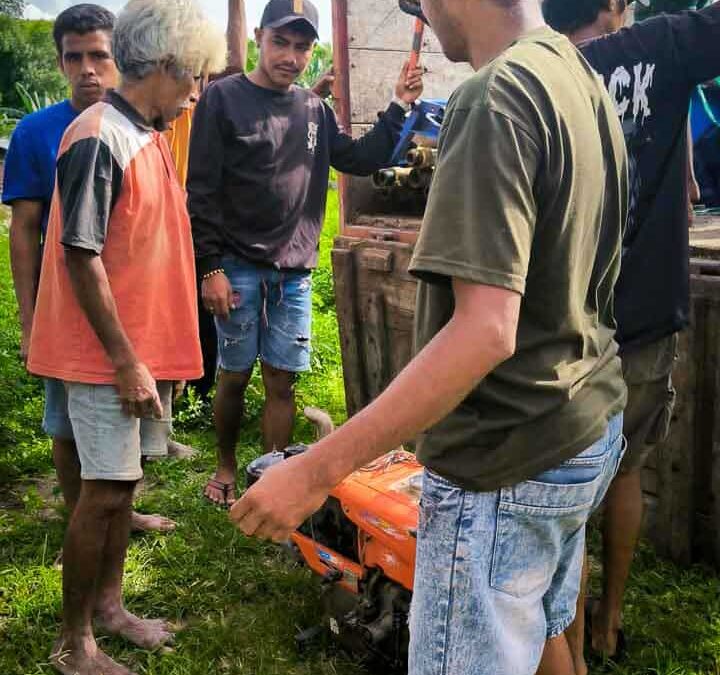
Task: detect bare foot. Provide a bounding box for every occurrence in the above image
[50,636,135,675]
[131,511,176,533]
[95,607,174,649]
[166,439,196,460]
[203,469,236,508]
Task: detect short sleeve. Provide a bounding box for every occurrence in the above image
[57,137,122,254]
[1,122,45,204]
[666,4,720,87]
[409,105,540,295]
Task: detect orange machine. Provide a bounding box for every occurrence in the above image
[246,446,422,670]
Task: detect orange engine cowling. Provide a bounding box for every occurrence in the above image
[291,450,422,595]
[246,446,421,671]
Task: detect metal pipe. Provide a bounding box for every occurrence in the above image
[406,147,436,168]
[407,167,432,190]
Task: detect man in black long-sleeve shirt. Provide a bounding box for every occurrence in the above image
[543,0,720,666]
[188,0,424,506]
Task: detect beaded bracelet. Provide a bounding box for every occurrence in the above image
[202,268,225,280]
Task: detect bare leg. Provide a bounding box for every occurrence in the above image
[131,456,176,532]
[536,633,577,675]
[565,552,589,675]
[94,487,173,648]
[260,363,295,454]
[53,437,81,514]
[204,367,252,505]
[592,469,643,655]
[51,479,137,675]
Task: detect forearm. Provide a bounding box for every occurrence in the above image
[227,0,247,72]
[308,312,513,486]
[64,249,137,369]
[330,103,405,175]
[9,223,41,333]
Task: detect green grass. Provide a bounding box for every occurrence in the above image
[3,195,720,674]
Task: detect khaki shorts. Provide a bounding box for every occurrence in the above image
[619,333,678,473]
[65,381,173,481]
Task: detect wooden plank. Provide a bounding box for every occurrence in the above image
[332,246,368,416]
[361,291,388,400]
[642,493,659,543]
[359,247,394,272]
[694,298,720,564]
[347,0,447,53]
[709,297,720,565]
[641,466,657,497]
[654,318,696,563]
[349,49,472,124]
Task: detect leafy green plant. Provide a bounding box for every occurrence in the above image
[0,0,24,19]
[0,16,68,110]
[14,81,60,114]
[298,42,333,89]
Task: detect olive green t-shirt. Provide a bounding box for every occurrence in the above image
[409,27,629,491]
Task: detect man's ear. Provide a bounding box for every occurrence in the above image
[255,27,264,47]
[57,52,65,77]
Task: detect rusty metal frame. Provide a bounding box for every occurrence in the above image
[331,0,352,234]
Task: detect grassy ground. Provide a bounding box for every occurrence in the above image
[2,196,720,674]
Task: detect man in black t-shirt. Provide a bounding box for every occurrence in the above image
[544,0,720,662]
[188,0,423,508]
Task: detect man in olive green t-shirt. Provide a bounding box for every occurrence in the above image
[230,0,628,673]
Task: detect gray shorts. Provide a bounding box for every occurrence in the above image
[620,333,678,473]
[65,381,173,481]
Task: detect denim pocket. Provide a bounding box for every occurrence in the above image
[489,438,617,598]
[418,470,462,533]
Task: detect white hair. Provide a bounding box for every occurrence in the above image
[113,0,226,80]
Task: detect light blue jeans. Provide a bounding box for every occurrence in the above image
[409,414,625,675]
[215,256,313,374]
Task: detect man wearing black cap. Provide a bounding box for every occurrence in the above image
[188,0,424,507]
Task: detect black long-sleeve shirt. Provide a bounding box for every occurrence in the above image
[188,74,405,274]
[579,4,720,350]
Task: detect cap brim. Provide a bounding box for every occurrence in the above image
[264,16,319,39]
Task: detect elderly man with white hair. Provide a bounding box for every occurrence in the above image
[26,1,224,673]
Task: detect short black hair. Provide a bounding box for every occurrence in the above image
[52,3,115,55]
[542,0,626,34]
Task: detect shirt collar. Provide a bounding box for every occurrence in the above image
[104,90,166,132]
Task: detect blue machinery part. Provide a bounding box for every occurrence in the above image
[388,98,446,167]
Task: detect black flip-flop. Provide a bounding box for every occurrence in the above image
[584,597,628,662]
[203,478,236,509]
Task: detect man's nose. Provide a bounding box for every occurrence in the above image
[80,54,96,75]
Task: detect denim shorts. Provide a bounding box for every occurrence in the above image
[64,381,174,479]
[215,256,312,374]
[43,378,75,440]
[409,413,625,675]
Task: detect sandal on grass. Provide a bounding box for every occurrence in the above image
[203,478,237,509]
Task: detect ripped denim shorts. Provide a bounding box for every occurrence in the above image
[215,256,312,374]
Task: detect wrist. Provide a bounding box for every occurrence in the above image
[306,439,351,489]
[202,267,225,281]
[111,349,139,372]
[391,96,412,112]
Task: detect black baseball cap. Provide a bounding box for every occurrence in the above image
[260,0,320,40]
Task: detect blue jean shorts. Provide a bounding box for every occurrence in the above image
[215,256,312,374]
[409,413,625,675]
[43,378,75,440]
